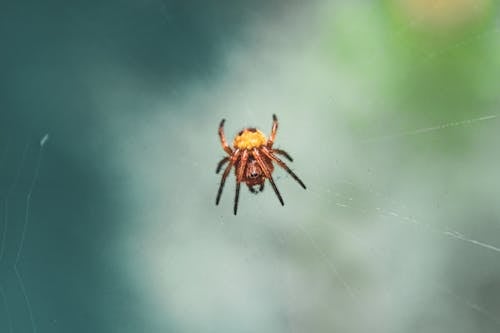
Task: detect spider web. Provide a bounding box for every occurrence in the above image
[112,1,500,332]
[0,134,48,333]
[1,1,500,332]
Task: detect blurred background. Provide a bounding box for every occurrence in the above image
[1,0,499,332]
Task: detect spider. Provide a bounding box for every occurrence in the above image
[215,114,306,215]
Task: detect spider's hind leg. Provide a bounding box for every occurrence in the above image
[273,149,293,162]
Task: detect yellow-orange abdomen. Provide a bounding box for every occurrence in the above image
[233,128,267,150]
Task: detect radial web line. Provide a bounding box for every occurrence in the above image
[0,141,29,262]
[0,140,29,333]
[375,205,500,254]
[0,142,29,262]
[14,136,47,264]
[13,134,49,333]
[431,282,500,326]
[0,200,7,263]
[364,114,497,143]
[310,181,500,254]
[295,224,358,300]
[0,284,14,333]
[322,213,499,327]
[0,201,11,333]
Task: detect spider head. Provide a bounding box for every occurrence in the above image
[233,128,267,150]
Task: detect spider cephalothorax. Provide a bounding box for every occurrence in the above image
[215,114,306,215]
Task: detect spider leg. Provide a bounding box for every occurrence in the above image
[216,156,229,174]
[272,149,293,162]
[262,147,306,189]
[253,149,284,206]
[259,182,264,192]
[267,114,278,148]
[218,119,233,155]
[216,150,240,206]
[234,150,248,215]
[234,182,241,215]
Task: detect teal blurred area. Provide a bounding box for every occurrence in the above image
[1,1,500,332]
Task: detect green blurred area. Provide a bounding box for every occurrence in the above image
[322,0,499,149]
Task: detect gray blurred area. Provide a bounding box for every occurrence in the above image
[1,1,500,332]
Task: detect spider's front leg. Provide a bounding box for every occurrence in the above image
[267,114,278,148]
[218,119,233,155]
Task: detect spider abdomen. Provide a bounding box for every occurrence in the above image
[233,128,267,150]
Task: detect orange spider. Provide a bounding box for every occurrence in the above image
[215,114,306,215]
